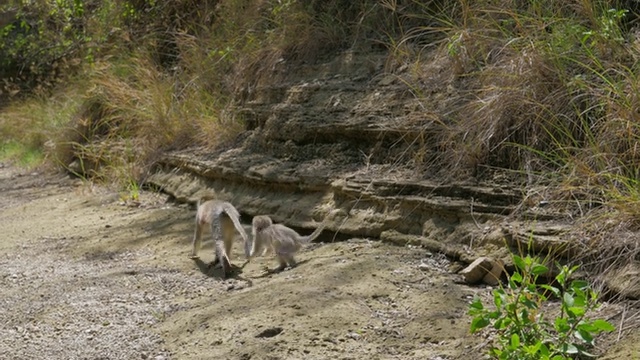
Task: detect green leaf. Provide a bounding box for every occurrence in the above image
[568,306,585,317]
[494,316,512,330]
[526,283,538,294]
[513,255,526,271]
[532,264,549,275]
[470,316,490,333]
[571,279,589,291]
[575,328,594,344]
[520,309,531,323]
[469,297,484,310]
[540,284,561,297]
[510,333,520,349]
[565,306,578,318]
[523,341,542,355]
[563,292,575,307]
[511,272,523,284]
[572,292,587,307]
[579,349,597,358]
[493,290,504,308]
[540,284,560,297]
[555,269,567,286]
[488,310,502,319]
[508,279,519,290]
[540,343,550,356]
[555,317,570,332]
[591,319,615,332]
[522,297,539,310]
[562,343,579,354]
[568,264,580,274]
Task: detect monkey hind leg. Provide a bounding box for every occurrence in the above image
[209,214,233,278]
[273,260,287,273]
[208,257,232,278]
[211,240,232,278]
[221,217,235,261]
[285,255,297,268]
[208,255,220,269]
[272,254,298,274]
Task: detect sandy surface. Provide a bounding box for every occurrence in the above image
[2,163,632,359]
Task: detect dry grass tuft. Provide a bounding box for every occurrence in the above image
[2,0,385,188]
[0,86,85,168]
[370,0,640,275]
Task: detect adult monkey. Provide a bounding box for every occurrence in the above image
[190,195,250,278]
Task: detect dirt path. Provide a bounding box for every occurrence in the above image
[0,164,504,359]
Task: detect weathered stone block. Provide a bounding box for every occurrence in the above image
[482,259,505,286]
[460,257,493,284]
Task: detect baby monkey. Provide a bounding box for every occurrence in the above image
[190,196,250,278]
[250,215,325,273]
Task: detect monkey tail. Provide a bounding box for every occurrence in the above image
[210,212,232,267]
[300,223,326,243]
[221,204,252,259]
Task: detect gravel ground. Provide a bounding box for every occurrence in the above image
[1,164,633,359]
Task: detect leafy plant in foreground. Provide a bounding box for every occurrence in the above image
[469,255,614,360]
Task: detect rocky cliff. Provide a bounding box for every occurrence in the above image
[146,49,579,269]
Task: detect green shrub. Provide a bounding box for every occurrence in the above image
[469,255,615,360]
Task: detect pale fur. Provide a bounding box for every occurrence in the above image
[250,215,325,272]
[190,197,250,278]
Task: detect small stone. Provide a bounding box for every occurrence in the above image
[378,74,396,86]
[459,257,493,284]
[346,332,361,340]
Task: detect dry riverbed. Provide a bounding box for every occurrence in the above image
[0,164,634,359]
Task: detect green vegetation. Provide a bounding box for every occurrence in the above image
[0,1,637,241]
[0,1,631,176]
[0,140,43,167]
[469,254,615,360]
[0,0,397,182]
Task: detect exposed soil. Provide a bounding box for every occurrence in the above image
[0,164,485,359]
[0,163,636,360]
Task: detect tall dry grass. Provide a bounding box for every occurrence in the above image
[380,0,640,273]
[0,85,85,168]
[389,1,637,191]
[1,0,390,188]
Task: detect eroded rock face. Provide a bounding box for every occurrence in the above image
[602,262,640,300]
[148,151,527,266]
[144,50,579,269]
[143,51,512,261]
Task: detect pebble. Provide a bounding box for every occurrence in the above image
[346,332,361,340]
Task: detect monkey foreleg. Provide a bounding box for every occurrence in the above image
[190,222,204,259]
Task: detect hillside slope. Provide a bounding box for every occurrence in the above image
[148,49,563,268]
